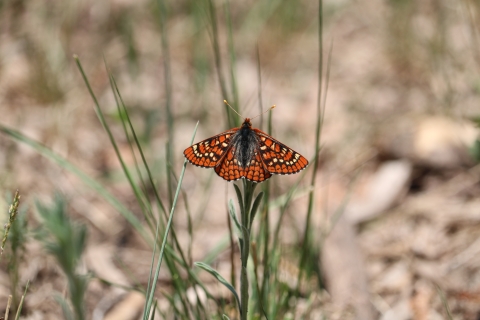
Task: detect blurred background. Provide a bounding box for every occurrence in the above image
[1,0,480,319]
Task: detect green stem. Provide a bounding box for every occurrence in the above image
[240,227,249,320]
[237,180,258,320]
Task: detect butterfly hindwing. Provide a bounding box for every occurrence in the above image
[183,128,239,168]
[214,148,272,182]
[254,129,309,175]
[242,152,272,182]
[214,146,243,181]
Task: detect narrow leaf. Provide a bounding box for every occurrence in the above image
[195,262,241,313]
[228,199,241,235]
[54,295,74,320]
[249,191,264,229]
[233,184,244,216]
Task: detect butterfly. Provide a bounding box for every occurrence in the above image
[183,118,308,182]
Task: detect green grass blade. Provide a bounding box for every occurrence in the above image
[154,0,175,207]
[228,199,241,235]
[206,0,236,127]
[0,125,149,244]
[224,0,240,123]
[195,262,241,315]
[297,0,327,293]
[436,284,453,320]
[54,295,74,320]
[233,184,244,217]
[106,65,156,221]
[108,67,170,228]
[14,280,29,320]
[249,191,263,229]
[143,122,198,319]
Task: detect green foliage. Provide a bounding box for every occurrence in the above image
[36,195,88,320]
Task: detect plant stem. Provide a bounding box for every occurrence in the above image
[236,180,260,320]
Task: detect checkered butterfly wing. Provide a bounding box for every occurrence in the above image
[214,147,272,182]
[253,129,309,175]
[183,128,239,168]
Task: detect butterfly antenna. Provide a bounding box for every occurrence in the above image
[250,104,276,121]
[224,100,243,118]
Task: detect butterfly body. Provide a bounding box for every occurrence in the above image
[230,118,258,168]
[184,118,308,182]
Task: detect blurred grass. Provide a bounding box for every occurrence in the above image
[36,195,88,320]
[1,0,479,318]
[1,0,329,317]
[1,190,24,314]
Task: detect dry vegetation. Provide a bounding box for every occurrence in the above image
[1,0,480,319]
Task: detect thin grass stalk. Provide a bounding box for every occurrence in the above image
[110,68,206,316]
[191,0,210,101]
[155,0,175,206]
[436,284,453,320]
[73,55,149,238]
[109,83,203,309]
[248,51,272,315]
[84,62,192,313]
[260,108,272,314]
[296,36,333,296]
[227,191,237,291]
[224,0,240,121]
[14,281,28,320]
[148,300,157,320]
[184,188,194,267]
[163,245,217,305]
[5,295,11,320]
[254,48,268,307]
[164,255,192,318]
[297,0,324,291]
[272,169,309,252]
[240,240,249,320]
[0,124,149,244]
[256,45,264,127]
[251,242,268,318]
[166,142,174,206]
[142,123,198,320]
[108,72,202,316]
[96,65,157,235]
[206,0,236,128]
[168,170,210,315]
[111,81,205,313]
[108,73,168,222]
[108,74,154,215]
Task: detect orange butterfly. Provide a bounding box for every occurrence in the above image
[184,116,308,182]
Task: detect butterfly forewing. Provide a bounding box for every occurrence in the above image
[254,129,309,175]
[183,128,239,168]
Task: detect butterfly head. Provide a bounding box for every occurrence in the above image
[242,118,252,128]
